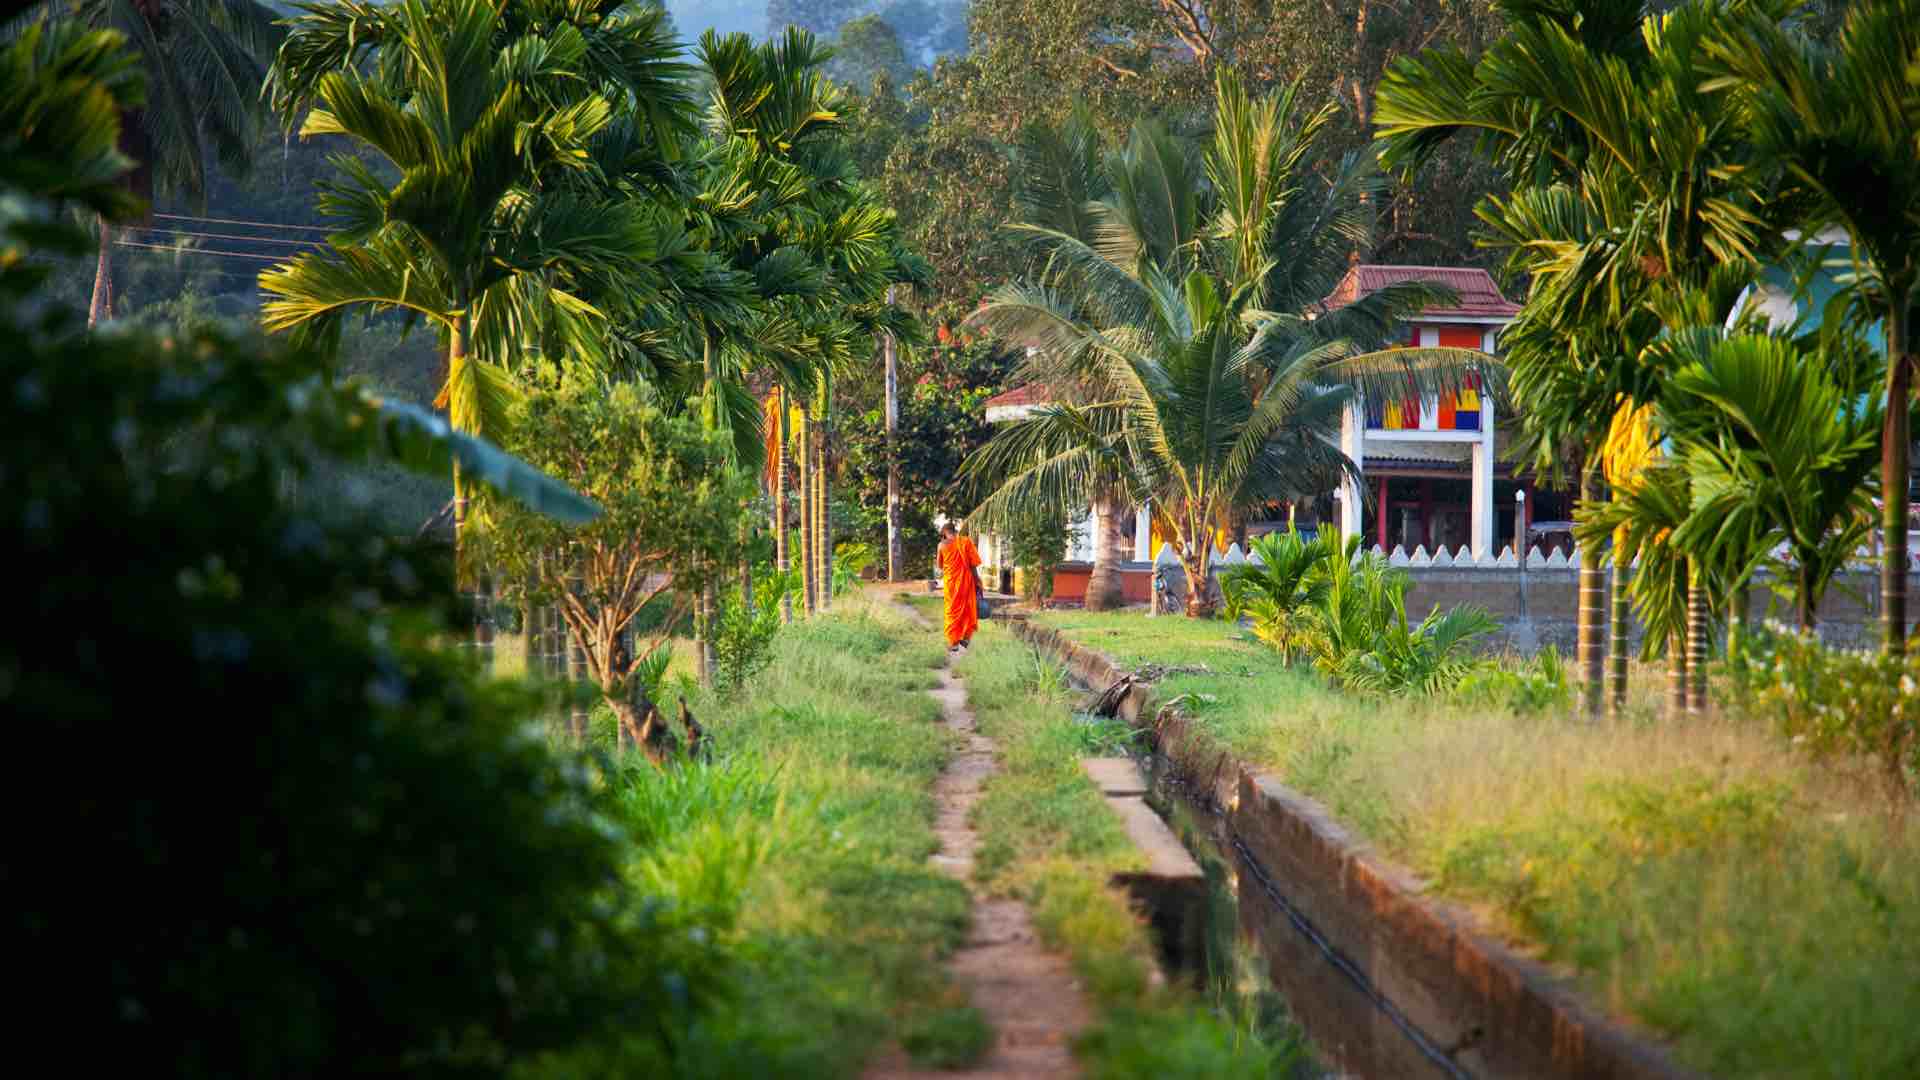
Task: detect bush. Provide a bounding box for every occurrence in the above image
[1727,624,1920,798]
[715,570,797,693]
[1,311,742,1073]
[1452,645,1572,713]
[1004,503,1072,603]
[1229,531,1498,695]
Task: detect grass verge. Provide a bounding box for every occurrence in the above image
[953,616,1313,1079]
[1030,608,1920,1078]
[542,590,978,1077]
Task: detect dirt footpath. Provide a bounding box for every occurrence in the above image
[866,637,1091,1079]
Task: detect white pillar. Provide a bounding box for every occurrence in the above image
[1134,504,1151,562]
[1339,399,1366,542]
[1471,369,1496,558]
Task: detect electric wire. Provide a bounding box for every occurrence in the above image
[152,212,330,233]
[113,240,285,262]
[129,227,325,248]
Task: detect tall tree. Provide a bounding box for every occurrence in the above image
[1706,0,1920,654]
[258,0,695,652]
[27,0,281,326]
[966,70,1490,616]
[1377,0,1779,714]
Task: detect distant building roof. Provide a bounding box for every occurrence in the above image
[1325,264,1521,321]
[982,382,1054,410]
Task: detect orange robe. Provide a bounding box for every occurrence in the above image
[939,534,982,646]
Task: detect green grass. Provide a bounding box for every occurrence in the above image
[561,591,976,1078]
[954,620,1312,1076]
[1030,609,1920,1078]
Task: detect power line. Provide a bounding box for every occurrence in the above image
[152,212,332,233]
[114,240,286,262]
[132,227,324,248]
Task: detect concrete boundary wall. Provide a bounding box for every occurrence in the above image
[1010,618,1698,1080]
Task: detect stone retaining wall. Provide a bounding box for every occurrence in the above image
[1012,618,1699,1080]
[1029,561,1918,651]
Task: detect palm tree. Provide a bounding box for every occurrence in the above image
[1705,0,1920,654]
[967,71,1487,616]
[671,29,925,675]
[258,0,685,647]
[1663,330,1884,631]
[1378,0,1780,714]
[22,0,280,327]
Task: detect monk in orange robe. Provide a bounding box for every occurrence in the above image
[938,522,982,653]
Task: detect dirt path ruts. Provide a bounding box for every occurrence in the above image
[867,612,1091,1079]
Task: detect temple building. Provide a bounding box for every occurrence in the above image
[975,264,1569,600]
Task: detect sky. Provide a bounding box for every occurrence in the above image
[664,1,766,40]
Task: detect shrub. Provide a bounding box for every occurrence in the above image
[2,313,740,1073]
[1003,503,1072,603]
[1452,645,1572,713]
[1250,533,1499,695]
[1222,528,1333,660]
[833,541,878,594]
[0,39,727,1056]
[715,570,798,693]
[1726,624,1920,798]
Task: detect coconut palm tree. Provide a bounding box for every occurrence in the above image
[19,0,281,326]
[966,71,1488,616]
[1705,0,1920,653]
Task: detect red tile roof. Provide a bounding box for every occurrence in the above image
[1325,264,1520,320]
[983,382,1054,409]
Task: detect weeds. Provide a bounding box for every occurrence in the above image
[575,592,970,1078]
[1033,608,1920,1077]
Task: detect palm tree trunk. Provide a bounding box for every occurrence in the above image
[1728,581,1750,658]
[884,287,903,582]
[1880,309,1911,655]
[695,332,717,686]
[1686,560,1709,717]
[814,388,831,611]
[1577,472,1606,719]
[819,375,834,612]
[775,388,793,624]
[701,583,717,687]
[1178,516,1216,618]
[1667,629,1687,721]
[1609,549,1630,719]
[88,217,114,328]
[1798,563,1818,633]
[799,403,815,616]
[568,562,589,744]
[447,318,492,664]
[1085,495,1126,611]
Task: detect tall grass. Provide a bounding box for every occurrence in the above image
[549,591,971,1078]
[1032,609,1920,1077]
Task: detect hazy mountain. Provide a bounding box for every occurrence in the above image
[668,0,967,67]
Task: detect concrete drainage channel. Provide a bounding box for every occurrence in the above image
[1015,617,1700,1080]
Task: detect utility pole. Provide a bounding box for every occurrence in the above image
[884,286,902,582]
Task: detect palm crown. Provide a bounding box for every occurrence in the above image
[965,69,1495,616]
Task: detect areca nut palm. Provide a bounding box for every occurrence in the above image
[21,0,281,326]
[1705,0,1920,654]
[674,27,926,650]
[1663,330,1884,632]
[1376,0,1785,714]
[967,70,1491,617]
[259,0,683,562]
